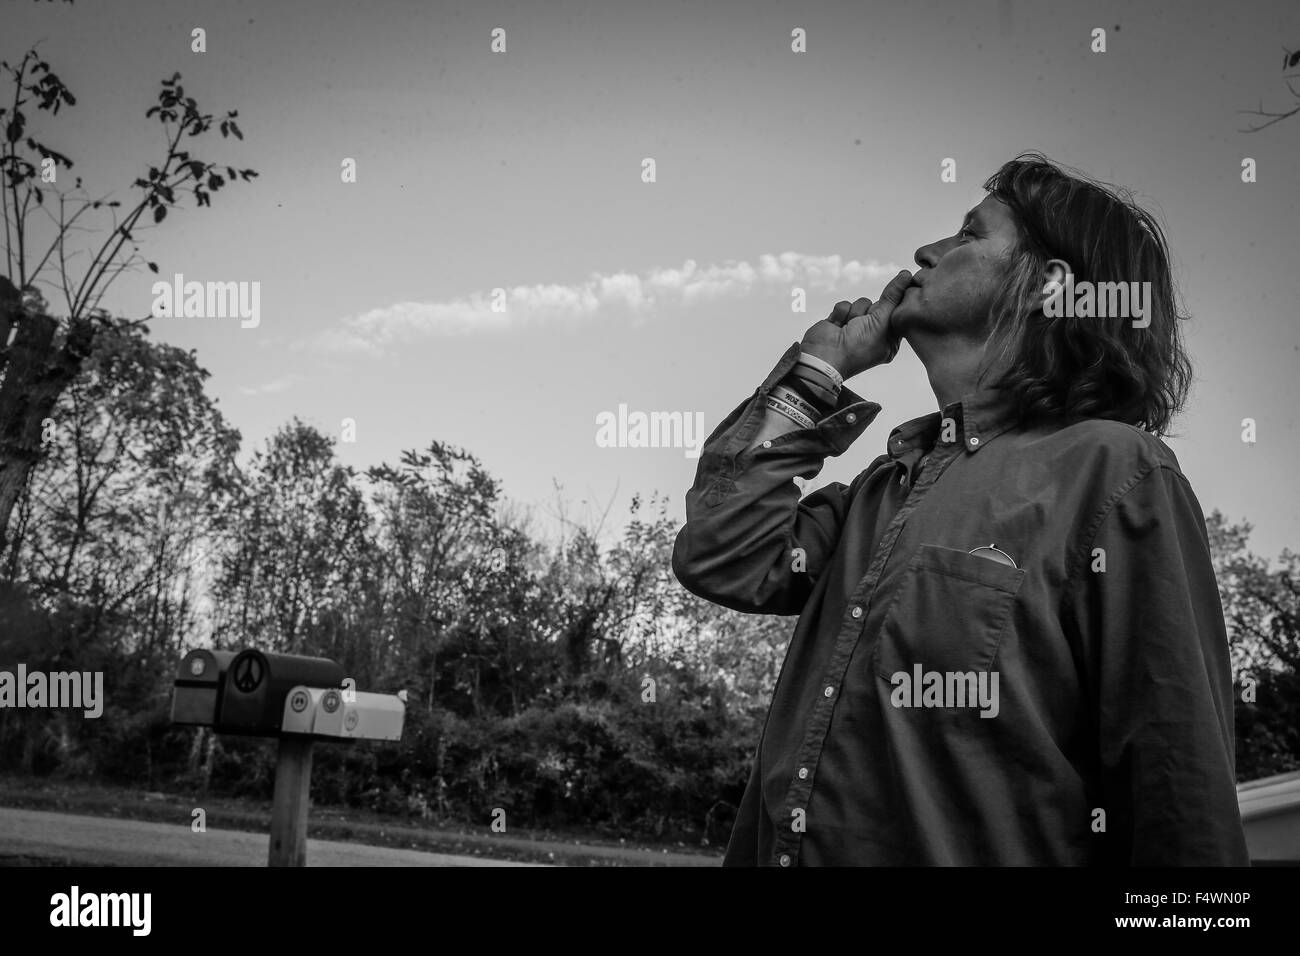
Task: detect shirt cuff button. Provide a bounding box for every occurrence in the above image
[779,854,792,867]
[845,413,857,424]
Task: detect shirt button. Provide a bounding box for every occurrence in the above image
[969,436,980,447]
[899,474,906,486]
[824,685,835,698]
[779,854,792,867]
[846,413,857,424]
[762,440,772,448]
[798,767,809,779]
[850,606,863,618]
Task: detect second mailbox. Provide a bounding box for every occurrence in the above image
[172,649,237,727]
[216,649,345,736]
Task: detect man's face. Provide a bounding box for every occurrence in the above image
[890,193,1022,343]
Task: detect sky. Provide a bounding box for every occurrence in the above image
[9,0,1300,559]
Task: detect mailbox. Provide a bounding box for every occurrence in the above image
[215,649,345,736]
[279,686,329,736]
[280,685,405,741]
[302,687,348,737]
[171,649,237,726]
[334,690,404,741]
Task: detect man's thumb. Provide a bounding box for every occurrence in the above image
[866,270,914,325]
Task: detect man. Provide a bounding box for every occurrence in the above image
[672,153,1249,866]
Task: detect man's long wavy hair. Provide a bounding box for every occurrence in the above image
[979,153,1192,437]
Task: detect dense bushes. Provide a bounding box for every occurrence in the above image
[211,663,758,841]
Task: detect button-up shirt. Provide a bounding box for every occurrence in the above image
[672,343,1248,865]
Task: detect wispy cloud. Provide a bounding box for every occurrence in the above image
[238,374,303,397]
[303,253,905,354]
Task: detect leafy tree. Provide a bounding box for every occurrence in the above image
[213,420,372,656]
[1207,510,1300,778]
[367,442,503,714]
[12,323,239,648]
[0,322,238,778]
[0,47,256,558]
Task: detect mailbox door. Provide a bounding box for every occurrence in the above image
[309,688,346,737]
[280,685,325,735]
[171,649,236,726]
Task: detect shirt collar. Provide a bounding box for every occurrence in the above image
[886,387,1020,458]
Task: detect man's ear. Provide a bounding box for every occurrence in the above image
[1041,258,1070,294]
[1040,258,1072,314]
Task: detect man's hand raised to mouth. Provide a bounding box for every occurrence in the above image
[799,269,914,379]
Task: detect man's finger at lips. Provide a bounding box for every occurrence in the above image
[868,270,914,321]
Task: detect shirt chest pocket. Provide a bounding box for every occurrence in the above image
[871,544,1025,680]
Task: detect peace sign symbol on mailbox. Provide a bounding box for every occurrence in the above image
[232,653,264,693]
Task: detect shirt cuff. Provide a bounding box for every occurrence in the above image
[747,343,881,457]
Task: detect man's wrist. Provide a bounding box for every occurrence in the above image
[763,393,816,429]
[796,350,845,389]
[747,402,806,450]
[770,383,824,422]
[783,365,839,415]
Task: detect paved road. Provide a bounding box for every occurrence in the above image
[0,807,543,866]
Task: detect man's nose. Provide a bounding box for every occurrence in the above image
[913,235,959,269]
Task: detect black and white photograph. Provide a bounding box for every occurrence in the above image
[0,0,1296,938]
